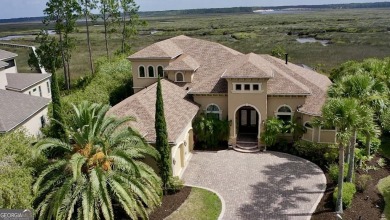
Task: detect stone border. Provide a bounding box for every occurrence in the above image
[184,184,226,220]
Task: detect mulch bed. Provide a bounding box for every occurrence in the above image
[149,186,192,220]
[312,154,390,220]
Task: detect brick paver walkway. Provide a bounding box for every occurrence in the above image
[183,150,326,220]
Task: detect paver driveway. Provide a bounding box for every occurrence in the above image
[182,150,326,220]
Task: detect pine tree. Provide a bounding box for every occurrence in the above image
[155,77,173,194]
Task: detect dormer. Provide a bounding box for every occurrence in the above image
[0,49,18,73]
[165,54,199,83]
[222,53,275,93]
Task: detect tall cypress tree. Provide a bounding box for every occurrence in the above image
[155,77,173,194]
[50,66,67,141]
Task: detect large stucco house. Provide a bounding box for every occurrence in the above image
[109,35,336,177]
[0,49,51,136]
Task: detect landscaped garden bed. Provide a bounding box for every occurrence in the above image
[312,154,390,220]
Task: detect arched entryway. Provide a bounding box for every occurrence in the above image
[234,105,261,142]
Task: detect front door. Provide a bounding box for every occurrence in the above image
[239,108,258,134]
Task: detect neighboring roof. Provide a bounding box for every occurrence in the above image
[262,55,332,116]
[0,49,17,61]
[128,39,183,59]
[108,79,199,144]
[5,73,51,91]
[222,53,274,79]
[0,60,8,68]
[0,90,50,133]
[164,54,200,71]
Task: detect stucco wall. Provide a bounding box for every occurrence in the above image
[166,70,194,83]
[131,59,171,93]
[171,120,194,177]
[18,107,48,136]
[318,128,337,144]
[227,78,268,139]
[193,94,228,119]
[267,96,306,119]
[0,71,7,90]
[22,79,52,99]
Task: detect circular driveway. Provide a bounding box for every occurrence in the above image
[182,150,326,220]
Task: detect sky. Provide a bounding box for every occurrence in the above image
[0,0,389,19]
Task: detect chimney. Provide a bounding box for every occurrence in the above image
[285,53,288,65]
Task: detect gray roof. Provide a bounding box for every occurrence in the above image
[0,49,17,61]
[6,73,51,91]
[0,60,8,68]
[0,90,50,133]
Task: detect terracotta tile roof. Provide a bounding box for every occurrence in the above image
[128,39,183,59]
[164,54,200,71]
[0,49,17,61]
[6,73,51,91]
[108,79,199,144]
[262,55,332,116]
[222,53,274,79]
[0,90,50,133]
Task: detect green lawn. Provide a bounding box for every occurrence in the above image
[378,175,390,219]
[166,187,222,220]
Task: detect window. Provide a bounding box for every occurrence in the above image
[40,116,46,128]
[47,81,51,93]
[206,104,221,119]
[158,66,164,77]
[5,59,15,69]
[175,72,184,82]
[233,83,261,92]
[29,91,31,95]
[139,66,145,77]
[148,66,154,77]
[304,122,313,128]
[33,88,37,92]
[276,105,292,125]
[39,86,42,97]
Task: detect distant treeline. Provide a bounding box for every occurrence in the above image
[1,1,390,23]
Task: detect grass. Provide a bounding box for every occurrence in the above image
[1,8,390,80]
[378,175,390,219]
[165,187,222,220]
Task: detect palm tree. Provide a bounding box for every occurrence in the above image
[321,98,359,214]
[33,101,162,220]
[261,117,284,151]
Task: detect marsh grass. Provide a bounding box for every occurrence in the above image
[1,8,390,79]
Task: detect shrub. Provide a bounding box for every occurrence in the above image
[167,176,184,194]
[333,182,357,208]
[292,140,338,167]
[328,163,349,183]
[355,174,372,192]
[193,114,229,149]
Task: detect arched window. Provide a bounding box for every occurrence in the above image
[139,66,145,77]
[304,122,313,129]
[206,104,221,120]
[148,66,154,77]
[175,72,184,82]
[158,66,164,77]
[276,105,292,125]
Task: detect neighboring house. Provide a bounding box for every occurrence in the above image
[109,35,336,177]
[0,49,51,136]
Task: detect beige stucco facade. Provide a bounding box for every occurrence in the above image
[22,79,52,99]
[17,106,48,136]
[171,121,194,177]
[131,59,171,93]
